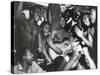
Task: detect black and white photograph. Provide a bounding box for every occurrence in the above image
[11,1,97,74]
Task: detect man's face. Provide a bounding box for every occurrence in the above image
[83,15,90,26]
[25,50,33,64]
[72,12,79,22]
[90,9,96,24]
[60,17,66,28]
[34,9,41,21]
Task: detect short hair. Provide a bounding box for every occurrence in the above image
[80,13,90,31]
[62,9,72,18]
[15,47,31,64]
[81,13,90,19]
[29,5,42,19]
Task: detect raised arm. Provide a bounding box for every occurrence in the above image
[38,33,51,64]
[16,2,23,17]
[63,51,81,70]
[83,47,96,69]
[63,42,83,70]
[81,33,93,47]
[75,26,93,47]
[47,30,63,55]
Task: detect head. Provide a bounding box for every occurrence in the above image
[63,9,72,22]
[90,8,96,24]
[40,21,50,36]
[72,12,79,22]
[59,17,66,28]
[30,6,41,21]
[60,4,66,12]
[22,10,30,20]
[15,48,34,66]
[22,49,34,65]
[34,9,41,21]
[82,14,90,27]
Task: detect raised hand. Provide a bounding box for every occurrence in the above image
[75,26,83,38]
[82,47,89,56]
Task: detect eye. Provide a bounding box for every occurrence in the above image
[83,17,86,20]
[64,43,68,46]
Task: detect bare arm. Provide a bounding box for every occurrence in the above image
[47,30,63,55]
[38,34,42,53]
[85,55,96,69]
[81,33,93,47]
[38,34,51,64]
[63,52,81,70]
[83,47,96,69]
[17,2,23,17]
[42,46,51,64]
[75,27,93,47]
[63,43,82,70]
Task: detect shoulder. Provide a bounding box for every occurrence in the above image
[32,61,40,67]
[31,61,44,72]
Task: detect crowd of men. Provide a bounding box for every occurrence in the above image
[11,1,97,74]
